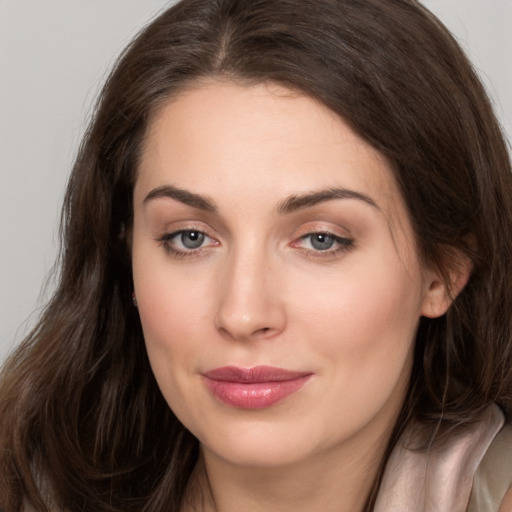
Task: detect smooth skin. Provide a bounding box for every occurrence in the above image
[132,81,468,512]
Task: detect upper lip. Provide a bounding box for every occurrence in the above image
[202,365,313,383]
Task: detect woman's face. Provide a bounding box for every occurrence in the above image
[132,81,442,469]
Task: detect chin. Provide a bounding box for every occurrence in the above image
[194,418,327,469]
[205,440,311,469]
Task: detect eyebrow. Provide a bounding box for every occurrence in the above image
[276,187,380,214]
[143,185,217,212]
[143,184,379,214]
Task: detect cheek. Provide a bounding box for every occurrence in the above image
[131,243,211,392]
[289,250,423,384]
[136,274,206,359]
[291,265,420,438]
[134,272,213,424]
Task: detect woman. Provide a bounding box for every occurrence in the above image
[1,0,511,510]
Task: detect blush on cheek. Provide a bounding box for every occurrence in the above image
[298,269,419,368]
[138,284,207,360]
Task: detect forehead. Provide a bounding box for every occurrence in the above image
[135,81,406,226]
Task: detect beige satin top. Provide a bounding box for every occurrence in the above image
[375,403,512,511]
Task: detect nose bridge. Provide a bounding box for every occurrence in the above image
[215,238,285,340]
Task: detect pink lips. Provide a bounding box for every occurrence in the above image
[202,366,313,409]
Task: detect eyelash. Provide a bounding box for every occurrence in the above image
[156,229,354,259]
[292,232,354,258]
[157,229,217,259]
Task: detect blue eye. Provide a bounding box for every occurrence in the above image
[309,233,336,251]
[179,230,205,249]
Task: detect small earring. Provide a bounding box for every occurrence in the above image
[132,292,138,308]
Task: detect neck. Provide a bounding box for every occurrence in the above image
[182,426,392,512]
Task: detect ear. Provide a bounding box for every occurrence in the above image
[421,250,473,319]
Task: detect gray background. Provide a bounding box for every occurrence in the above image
[1,0,511,361]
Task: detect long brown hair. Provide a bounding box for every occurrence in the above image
[1,0,511,510]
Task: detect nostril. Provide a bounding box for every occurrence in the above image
[254,326,272,336]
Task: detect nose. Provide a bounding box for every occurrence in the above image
[214,247,286,341]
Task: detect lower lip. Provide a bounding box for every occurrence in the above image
[202,375,311,409]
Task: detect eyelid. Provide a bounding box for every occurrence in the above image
[156,219,216,240]
[291,221,352,239]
